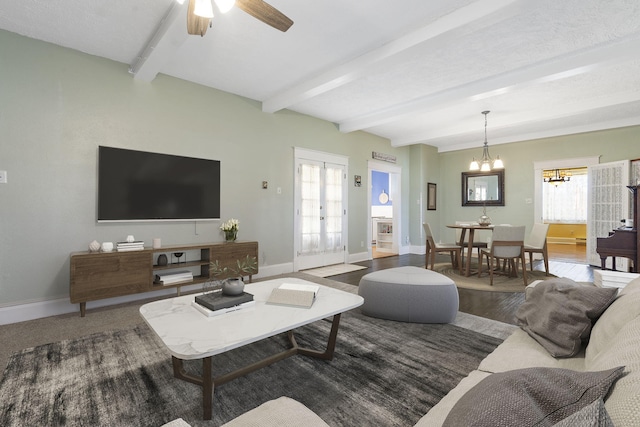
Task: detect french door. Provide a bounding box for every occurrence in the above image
[586,160,630,269]
[294,149,348,271]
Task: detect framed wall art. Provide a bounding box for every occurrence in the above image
[427,182,437,210]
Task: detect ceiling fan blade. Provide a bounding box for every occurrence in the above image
[235,0,294,32]
[187,0,212,36]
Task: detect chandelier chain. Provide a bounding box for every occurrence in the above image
[470,110,503,171]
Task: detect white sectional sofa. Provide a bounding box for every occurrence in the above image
[167,272,640,427]
[418,273,640,426]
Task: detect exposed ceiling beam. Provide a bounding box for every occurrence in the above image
[129,0,190,81]
[391,93,640,148]
[340,35,640,134]
[261,0,522,113]
[427,116,640,153]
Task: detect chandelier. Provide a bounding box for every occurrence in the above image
[543,169,571,186]
[469,111,503,172]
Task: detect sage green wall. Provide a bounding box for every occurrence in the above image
[2,28,638,309]
[0,30,413,306]
[409,144,441,243]
[435,127,640,242]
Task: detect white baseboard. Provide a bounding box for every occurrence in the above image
[2,250,441,324]
[348,251,370,263]
[0,262,295,325]
[547,237,580,244]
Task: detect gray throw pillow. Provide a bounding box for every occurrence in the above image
[442,366,624,427]
[552,398,613,427]
[515,278,618,357]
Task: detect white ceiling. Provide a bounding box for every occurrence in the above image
[1,0,639,152]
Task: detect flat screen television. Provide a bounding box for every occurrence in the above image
[97,146,221,222]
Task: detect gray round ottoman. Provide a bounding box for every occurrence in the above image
[358,266,459,323]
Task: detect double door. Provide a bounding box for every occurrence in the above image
[294,152,348,271]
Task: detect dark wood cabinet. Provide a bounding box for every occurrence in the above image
[70,241,258,316]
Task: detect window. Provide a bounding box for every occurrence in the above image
[542,167,587,223]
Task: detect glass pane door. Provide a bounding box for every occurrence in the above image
[296,160,346,270]
[587,161,630,269]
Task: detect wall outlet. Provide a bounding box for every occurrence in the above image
[0,170,7,184]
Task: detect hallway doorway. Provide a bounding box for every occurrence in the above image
[368,161,401,259]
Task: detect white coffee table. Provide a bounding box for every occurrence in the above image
[139,277,364,420]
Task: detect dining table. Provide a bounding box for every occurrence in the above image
[446,223,494,276]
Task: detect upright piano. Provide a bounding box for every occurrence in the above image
[596,185,639,272]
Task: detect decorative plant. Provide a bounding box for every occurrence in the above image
[210,255,257,278]
[202,255,258,294]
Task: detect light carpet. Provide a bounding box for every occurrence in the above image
[433,262,554,293]
[0,304,506,426]
[302,263,367,278]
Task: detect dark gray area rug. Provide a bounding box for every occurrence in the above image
[0,309,503,427]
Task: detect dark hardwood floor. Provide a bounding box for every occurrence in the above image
[329,250,595,326]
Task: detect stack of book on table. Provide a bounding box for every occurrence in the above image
[116,241,145,251]
[193,291,255,317]
[154,270,193,286]
[267,283,320,308]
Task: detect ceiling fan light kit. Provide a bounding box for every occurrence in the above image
[187,0,293,36]
[469,111,504,172]
[194,0,214,18]
[214,0,236,14]
[187,0,212,36]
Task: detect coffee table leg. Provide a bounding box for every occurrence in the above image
[202,356,213,420]
[170,314,344,420]
[172,356,214,420]
[295,313,341,360]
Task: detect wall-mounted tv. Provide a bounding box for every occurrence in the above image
[98,146,220,222]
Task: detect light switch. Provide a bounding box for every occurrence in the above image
[0,170,7,184]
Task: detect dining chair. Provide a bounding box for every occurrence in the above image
[454,220,489,265]
[478,225,527,286]
[524,223,550,275]
[423,223,463,274]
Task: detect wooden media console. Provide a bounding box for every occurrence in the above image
[70,241,258,317]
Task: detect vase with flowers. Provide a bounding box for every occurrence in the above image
[220,218,239,242]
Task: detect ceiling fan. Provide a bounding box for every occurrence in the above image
[187,0,294,36]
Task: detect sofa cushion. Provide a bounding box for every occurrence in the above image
[414,370,491,427]
[620,275,640,295]
[161,419,191,427]
[516,278,618,357]
[551,399,613,427]
[586,277,640,363]
[478,328,586,373]
[220,396,330,427]
[442,366,624,427]
[584,315,640,426]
